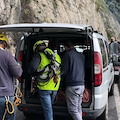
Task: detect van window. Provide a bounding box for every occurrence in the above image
[98,39,108,68]
[75,45,83,53]
[104,41,111,64]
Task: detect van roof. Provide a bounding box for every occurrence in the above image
[0,23,93,34]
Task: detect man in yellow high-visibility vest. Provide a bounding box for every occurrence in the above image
[28,40,61,120]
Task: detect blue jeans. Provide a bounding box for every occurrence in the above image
[38,90,57,120]
[0,96,16,120]
[66,85,84,120]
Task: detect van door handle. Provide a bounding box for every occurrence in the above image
[103,67,108,72]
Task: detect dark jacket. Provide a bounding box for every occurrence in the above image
[109,41,120,55]
[28,53,41,74]
[62,48,85,87]
[0,49,23,96]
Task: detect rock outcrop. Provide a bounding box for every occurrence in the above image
[0,0,120,53]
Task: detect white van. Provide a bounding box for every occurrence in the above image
[0,23,114,120]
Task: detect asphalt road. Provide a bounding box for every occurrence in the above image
[108,83,120,120]
[16,83,120,120]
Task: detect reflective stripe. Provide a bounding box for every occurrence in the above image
[37,48,61,90]
[37,67,50,79]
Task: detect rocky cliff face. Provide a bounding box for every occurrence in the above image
[0,0,120,53]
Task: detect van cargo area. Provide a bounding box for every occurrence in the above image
[19,32,94,112]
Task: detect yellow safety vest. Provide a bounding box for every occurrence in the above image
[37,48,61,91]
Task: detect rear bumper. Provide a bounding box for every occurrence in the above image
[18,103,105,119]
[18,103,44,114]
[18,103,69,116]
[82,107,105,119]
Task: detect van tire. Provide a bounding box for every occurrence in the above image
[96,102,108,120]
[109,83,114,96]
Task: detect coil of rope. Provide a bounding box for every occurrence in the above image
[2,96,14,120]
[53,89,66,104]
[14,78,23,106]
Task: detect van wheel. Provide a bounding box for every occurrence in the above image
[96,102,108,120]
[109,83,114,96]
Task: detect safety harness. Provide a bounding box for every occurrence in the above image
[30,48,61,93]
[14,79,23,106]
[35,48,61,85]
[2,79,22,120]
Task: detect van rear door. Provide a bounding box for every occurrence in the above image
[0,23,93,33]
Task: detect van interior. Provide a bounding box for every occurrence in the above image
[19,32,94,108]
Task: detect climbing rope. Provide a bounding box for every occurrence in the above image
[14,78,23,106]
[14,86,23,107]
[2,96,14,120]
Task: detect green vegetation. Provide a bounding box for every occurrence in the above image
[105,0,120,23]
[95,0,108,12]
[26,0,31,2]
[24,9,30,15]
[34,12,39,19]
[95,0,116,40]
[45,18,50,23]
[52,0,57,9]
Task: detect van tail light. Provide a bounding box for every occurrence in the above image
[24,107,28,111]
[18,50,23,64]
[94,52,102,87]
[18,50,23,83]
[82,112,85,116]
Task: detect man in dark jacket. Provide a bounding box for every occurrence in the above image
[62,40,85,120]
[0,34,23,120]
[109,37,120,55]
